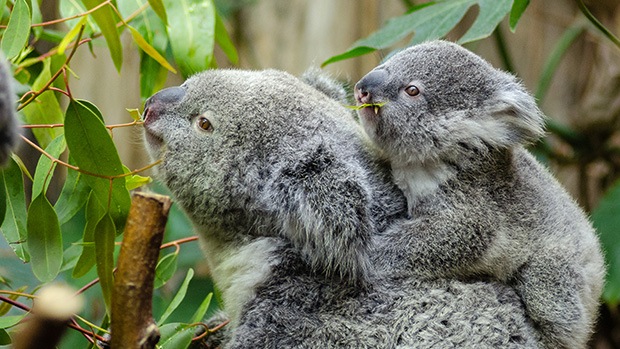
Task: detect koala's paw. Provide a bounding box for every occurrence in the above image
[188,313,231,349]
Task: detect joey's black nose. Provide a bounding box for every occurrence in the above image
[143,86,185,124]
[354,69,388,104]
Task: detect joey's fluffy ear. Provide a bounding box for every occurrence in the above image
[264,143,372,285]
[301,68,349,105]
[482,80,546,147]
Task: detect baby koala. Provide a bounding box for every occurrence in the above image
[354,40,605,349]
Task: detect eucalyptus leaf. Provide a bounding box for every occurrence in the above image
[158,323,195,349]
[95,213,116,315]
[592,180,620,304]
[0,0,31,59]
[154,251,178,289]
[55,162,91,225]
[80,0,123,71]
[64,99,131,233]
[0,158,29,262]
[73,191,105,278]
[27,193,62,283]
[148,0,168,25]
[509,0,530,32]
[31,135,66,200]
[158,268,194,325]
[164,0,216,77]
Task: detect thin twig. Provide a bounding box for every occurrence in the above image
[575,0,620,49]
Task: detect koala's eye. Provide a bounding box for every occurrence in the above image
[196,115,213,132]
[405,85,420,97]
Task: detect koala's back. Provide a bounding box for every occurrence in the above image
[229,243,540,349]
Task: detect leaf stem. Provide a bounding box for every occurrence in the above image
[575,0,620,49]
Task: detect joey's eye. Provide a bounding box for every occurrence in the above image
[196,115,213,132]
[405,85,420,97]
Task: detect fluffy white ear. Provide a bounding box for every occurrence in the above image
[484,82,546,147]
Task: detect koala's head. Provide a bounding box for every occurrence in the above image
[143,69,379,282]
[354,40,544,166]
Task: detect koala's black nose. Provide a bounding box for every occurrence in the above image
[354,69,388,104]
[143,86,185,124]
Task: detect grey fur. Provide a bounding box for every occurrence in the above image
[354,40,605,348]
[143,68,544,347]
[0,56,19,165]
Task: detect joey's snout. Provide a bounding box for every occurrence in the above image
[143,86,185,125]
[354,69,388,105]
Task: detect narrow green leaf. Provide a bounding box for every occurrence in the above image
[28,0,43,39]
[164,0,216,77]
[190,292,213,323]
[148,0,168,25]
[592,180,620,304]
[20,58,64,149]
[0,328,10,345]
[55,164,91,225]
[458,0,513,44]
[80,0,123,71]
[0,314,26,328]
[509,0,530,32]
[158,268,194,325]
[73,191,105,278]
[58,16,88,54]
[0,158,29,262]
[127,25,176,73]
[27,193,62,283]
[1,0,31,59]
[126,108,142,122]
[154,251,178,289]
[321,47,377,67]
[64,99,131,233]
[158,323,194,349]
[31,135,66,200]
[0,170,5,228]
[94,213,116,315]
[140,53,168,100]
[214,11,237,64]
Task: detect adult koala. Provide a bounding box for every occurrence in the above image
[143,69,541,348]
[0,56,19,165]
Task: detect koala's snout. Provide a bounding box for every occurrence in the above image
[143,86,186,124]
[354,69,388,104]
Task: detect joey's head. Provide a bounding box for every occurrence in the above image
[354,40,544,166]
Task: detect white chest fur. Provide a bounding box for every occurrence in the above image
[391,161,454,213]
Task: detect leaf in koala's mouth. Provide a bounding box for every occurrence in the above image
[346,102,387,115]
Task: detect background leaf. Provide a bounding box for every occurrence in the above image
[72,191,105,278]
[148,0,168,25]
[27,193,62,283]
[80,0,123,71]
[158,323,194,349]
[31,135,66,199]
[154,250,178,289]
[164,0,216,77]
[509,0,530,31]
[0,0,31,59]
[55,161,91,225]
[158,268,194,325]
[458,0,512,43]
[592,180,620,304]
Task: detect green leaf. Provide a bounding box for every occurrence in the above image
[0,158,29,262]
[0,0,31,59]
[64,99,131,233]
[148,0,168,25]
[55,163,91,225]
[509,0,530,31]
[20,58,64,149]
[140,53,168,101]
[0,328,10,345]
[154,250,178,289]
[31,135,66,200]
[158,268,194,325]
[127,24,176,73]
[592,180,620,304]
[164,0,216,77]
[27,193,62,283]
[58,16,88,55]
[80,0,123,71]
[0,314,26,328]
[458,0,513,44]
[214,11,237,65]
[158,323,195,349]
[94,213,116,315]
[323,0,514,66]
[190,292,212,323]
[73,191,106,278]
